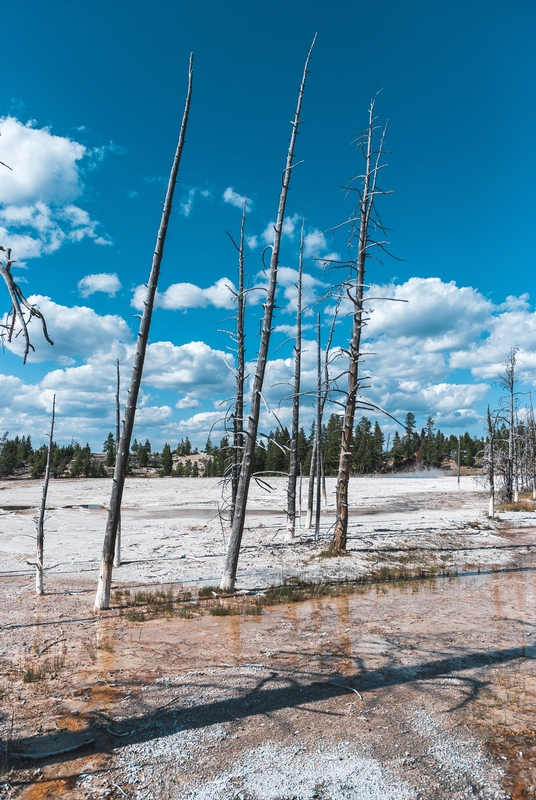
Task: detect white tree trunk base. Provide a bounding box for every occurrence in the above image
[94,559,112,610]
[219,572,235,592]
[488,497,494,518]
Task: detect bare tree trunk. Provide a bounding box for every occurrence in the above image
[285,220,304,542]
[113,358,122,568]
[314,312,322,543]
[94,55,193,611]
[330,100,387,553]
[36,395,55,595]
[305,426,317,529]
[321,443,327,506]
[306,311,337,530]
[220,37,316,592]
[231,203,247,523]
[529,396,536,500]
[503,349,517,503]
[297,462,303,528]
[487,405,495,518]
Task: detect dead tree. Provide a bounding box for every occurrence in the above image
[500,347,518,504]
[486,405,495,518]
[113,358,122,567]
[305,424,318,529]
[314,312,322,542]
[285,220,304,541]
[0,247,53,363]
[94,55,193,610]
[219,36,316,592]
[228,202,248,523]
[329,98,391,553]
[35,394,55,595]
[305,305,338,529]
[528,396,536,500]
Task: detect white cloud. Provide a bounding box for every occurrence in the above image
[303,228,327,258]
[223,187,252,212]
[261,213,300,245]
[246,235,258,250]
[78,272,122,298]
[176,396,202,409]
[131,277,236,311]
[142,340,235,394]
[2,295,132,364]
[179,187,211,218]
[276,266,329,315]
[0,116,110,260]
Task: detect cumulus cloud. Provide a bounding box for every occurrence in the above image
[142,340,235,394]
[2,295,132,364]
[0,116,110,260]
[261,213,300,245]
[78,272,122,298]
[303,228,327,258]
[131,277,236,311]
[222,187,252,212]
[274,266,329,315]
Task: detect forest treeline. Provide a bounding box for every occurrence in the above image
[204,413,484,478]
[0,414,485,479]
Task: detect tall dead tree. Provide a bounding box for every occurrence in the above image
[500,347,518,504]
[219,36,316,591]
[285,220,304,542]
[113,358,122,567]
[94,55,193,610]
[35,394,55,595]
[314,312,322,542]
[228,202,247,522]
[330,98,390,553]
[486,405,495,518]
[305,305,338,529]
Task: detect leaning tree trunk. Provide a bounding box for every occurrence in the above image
[94,55,193,611]
[330,100,386,553]
[113,358,122,567]
[231,202,247,523]
[285,220,304,542]
[305,431,317,529]
[35,394,55,595]
[220,36,316,592]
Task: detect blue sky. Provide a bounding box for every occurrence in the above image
[0,0,535,450]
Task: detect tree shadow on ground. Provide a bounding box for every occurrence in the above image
[4,642,534,767]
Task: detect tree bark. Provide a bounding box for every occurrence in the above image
[36,395,55,595]
[94,54,193,611]
[285,220,304,542]
[220,36,316,591]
